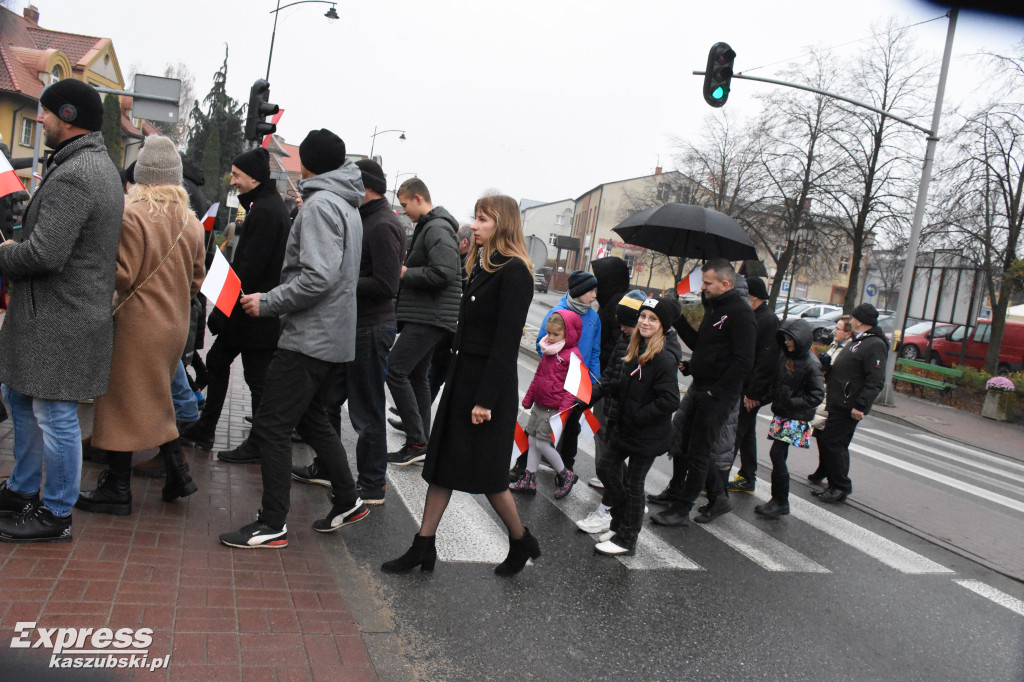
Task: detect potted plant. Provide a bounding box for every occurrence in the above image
[982,376,1017,421]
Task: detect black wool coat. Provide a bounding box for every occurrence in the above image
[422,254,533,494]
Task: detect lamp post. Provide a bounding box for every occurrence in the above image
[369,126,406,160]
[266,0,339,82]
[781,226,812,321]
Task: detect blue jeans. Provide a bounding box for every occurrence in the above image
[171,360,199,422]
[1,385,81,517]
[327,323,396,490]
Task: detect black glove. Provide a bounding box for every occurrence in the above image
[817,352,832,371]
[570,399,588,415]
[679,360,691,376]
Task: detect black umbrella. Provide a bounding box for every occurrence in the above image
[612,203,757,261]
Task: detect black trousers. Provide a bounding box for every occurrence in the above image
[247,349,358,530]
[816,410,858,493]
[735,403,762,481]
[198,336,274,433]
[595,437,656,550]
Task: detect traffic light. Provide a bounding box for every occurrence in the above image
[703,42,736,108]
[244,79,279,142]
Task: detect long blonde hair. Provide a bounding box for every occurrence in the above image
[466,194,534,276]
[624,314,666,366]
[126,183,191,220]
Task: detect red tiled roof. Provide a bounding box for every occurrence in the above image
[24,27,105,69]
[278,141,302,173]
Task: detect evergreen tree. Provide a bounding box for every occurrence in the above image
[185,46,244,207]
[101,94,124,168]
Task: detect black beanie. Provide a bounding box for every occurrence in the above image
[355,158,387,195]
[232,147,270,183]
[568,270,598,298]
[746,276,769,301]
[39,79,104,132]
[851,303,879,327]
[299,129,346,175]
[640,296,681,332]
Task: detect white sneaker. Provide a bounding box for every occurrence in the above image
[575,507,612,534]
[587,477,604,489]
[595,539,633,556]
[598,529,616,543]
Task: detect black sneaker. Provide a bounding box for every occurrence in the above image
[312,501,369,533]
[387,442,427,466]
[219,520,287,549]
[0,505,72,543]
[218,445,261,464]
[0,480,39,518]
[292,461,331,488]
[646,487,679,505]
[357,485,386,505]
[727,476,755,493]
[694,497,732,524]
[180,423,215,451]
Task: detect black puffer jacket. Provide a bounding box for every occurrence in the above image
[592,256,631,372]
[771,318,825,422]
[745,302,781,403]
[825,325,888,414]
[396,206,461,333]
[593,331,682,457]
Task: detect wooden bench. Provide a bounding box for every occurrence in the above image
[893,358,964,394]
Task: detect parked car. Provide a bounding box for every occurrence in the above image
[534,273,549,293]
[679,292,701,305]
[897,321,959,361]
[807,309,846,343]
[877,315,924,342]
[930,318,1024,373]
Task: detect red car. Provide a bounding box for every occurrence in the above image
[898,321,958,361]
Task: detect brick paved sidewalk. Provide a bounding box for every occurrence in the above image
[0,364,377,681]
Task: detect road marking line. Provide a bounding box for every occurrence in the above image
[913,432,1024,475]
[954,580,1024,617]
[850,444,1024,514]
[858,428,1024,484]
[746,484,953,574]
[645,469,828,573]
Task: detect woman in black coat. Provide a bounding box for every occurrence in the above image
[754,318,825,519]
[382,194,539,577]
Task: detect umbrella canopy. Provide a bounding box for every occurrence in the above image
[612,203,758,261]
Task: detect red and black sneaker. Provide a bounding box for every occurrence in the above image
[387,441,427,466]
[312,501,369,533]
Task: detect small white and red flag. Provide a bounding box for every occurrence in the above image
[548,408,572,444]
[200,248,242,316]
[676,266,702,297]
[563,353,592,404]
[0,155,26,198]
[578,408,601,442]
[511,422,529,461]
[261,109,286,149]
[201,202,220,232]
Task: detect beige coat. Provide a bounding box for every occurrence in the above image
[91,199,205,451]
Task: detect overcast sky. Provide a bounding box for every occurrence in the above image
[16,0,1024,222]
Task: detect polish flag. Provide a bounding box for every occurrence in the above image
[563,353,592,404]
[578,408,601,442]
[676,266,702,297]
[200,248,242,316]
[201,203,220,232]
[261,109,286,148]
[0,155,26,198]
[549,408,572,445]
[511,422,529,460]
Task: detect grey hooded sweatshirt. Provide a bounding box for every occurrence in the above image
[259,161,364,363]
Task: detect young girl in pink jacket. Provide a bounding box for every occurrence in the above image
[511,309,582,499]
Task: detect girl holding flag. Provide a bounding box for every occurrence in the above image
[589,297,681,556]
[510,309,583,498]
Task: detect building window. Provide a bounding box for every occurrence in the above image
[548,233,558,246]
[773,244,786,262]
[838,255,850,274]
[554,214,564,226]
[19,117,33,147]
[50,65,62,82]
[623,254,636,278]
[657,183,670,201]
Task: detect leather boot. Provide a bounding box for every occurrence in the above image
[161,439,197,502]
[132,452,166,479]
[494,527,541,576]
[76,452,132,515]
[381,535,437,573]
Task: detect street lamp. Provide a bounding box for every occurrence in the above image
[781,225,813,321]
[369,126,406,160]
[266,0,339,81]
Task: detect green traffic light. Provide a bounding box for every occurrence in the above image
[713,86,726,100]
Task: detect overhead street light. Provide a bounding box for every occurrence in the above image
[370,126,406,160]
[266,0,339,82]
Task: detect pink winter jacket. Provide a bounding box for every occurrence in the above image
[523,309,583,411]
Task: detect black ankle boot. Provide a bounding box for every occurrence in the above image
[494,527,540,576]
[381,535,437,573]
[161,439,197,502]
[76,452,132,515]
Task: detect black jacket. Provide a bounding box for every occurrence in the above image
[825,326,888,414]
[396,206,462,332]
[593,331,682,457]
[592,257,631,372]
[209,180,291,349]
[745,302,781,403]
[674,287,755,400]
[356,197,405,326]
[771,319,825,421]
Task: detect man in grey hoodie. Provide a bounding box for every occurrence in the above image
[219,129,368,549]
